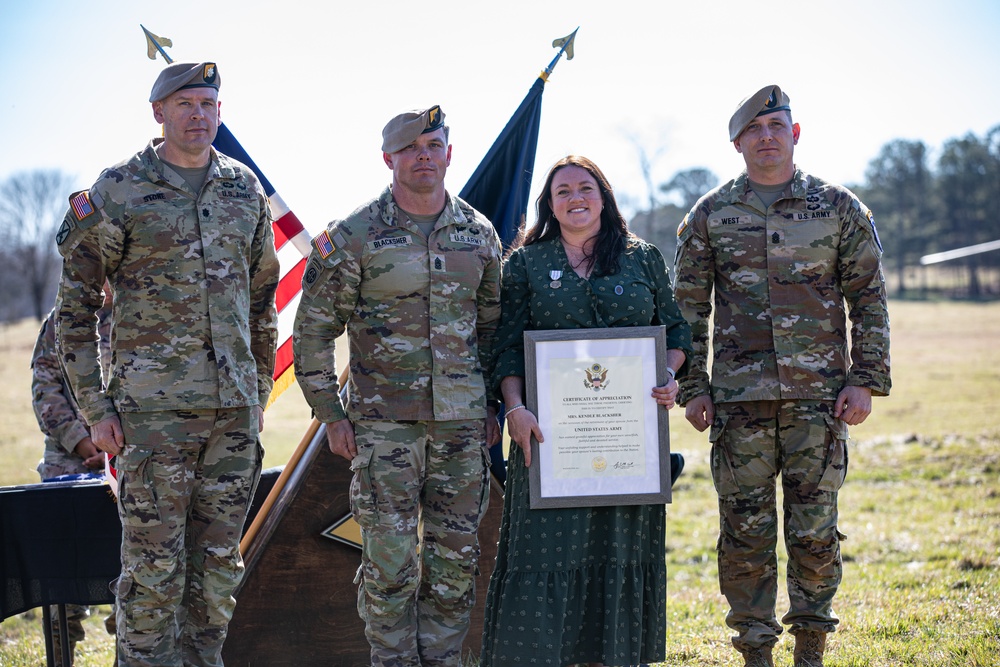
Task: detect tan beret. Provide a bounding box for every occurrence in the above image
[149,62,220,103]
[381,105,446,153]
[728,85,791,141]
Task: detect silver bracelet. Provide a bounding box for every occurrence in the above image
[665,367,676,380]
[505,404,527,414]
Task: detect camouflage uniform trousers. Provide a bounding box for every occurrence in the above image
[114,408,262,667]
[708,400,848,652]
[38,457,94,665]
[350,419,491,667]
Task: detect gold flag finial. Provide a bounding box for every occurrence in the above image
[141,25,174,63]
[541,27,579,82]
[552,29,577,61]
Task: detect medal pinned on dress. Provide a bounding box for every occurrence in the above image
[549,270,563,289]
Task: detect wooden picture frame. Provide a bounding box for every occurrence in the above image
[524,326,673,509]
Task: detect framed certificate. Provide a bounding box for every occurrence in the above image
[524,326,672,509]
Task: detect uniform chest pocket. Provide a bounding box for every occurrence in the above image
[201,199,260,257]
[434,244,487,287]
[782,215,840,267]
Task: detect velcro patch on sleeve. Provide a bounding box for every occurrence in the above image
[313,230,336,259]
[69,190,95,222]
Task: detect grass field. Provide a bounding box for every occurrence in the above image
[2,300,998,665]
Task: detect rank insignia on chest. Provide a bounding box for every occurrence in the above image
[314,230,336,259]
[69,190,95,222]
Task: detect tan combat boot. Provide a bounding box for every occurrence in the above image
[793,631,827,667]
[740,644,774,667]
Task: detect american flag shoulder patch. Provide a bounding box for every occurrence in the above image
[314,230,336,259]
[677,215,689,238]
[70,190,95,222]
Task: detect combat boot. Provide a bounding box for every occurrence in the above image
[793,631,827,667]
[739,644,774,667]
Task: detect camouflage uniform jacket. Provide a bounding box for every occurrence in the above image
[673,168,891,405]
[293,186,502,423]
[55,139,279,425]
[31,306,111,470]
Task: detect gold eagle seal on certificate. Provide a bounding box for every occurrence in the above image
[583,363,609,392]
[591,456,608,472]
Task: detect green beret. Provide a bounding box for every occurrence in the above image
[381,105,446,153]
[149,62,220,103]
[728,84,791,141]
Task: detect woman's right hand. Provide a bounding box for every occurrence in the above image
[506,407,544,467]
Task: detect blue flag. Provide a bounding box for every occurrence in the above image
[460,77,545,248]
[459,76,546,482]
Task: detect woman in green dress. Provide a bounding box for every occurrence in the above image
[480,155,692,666]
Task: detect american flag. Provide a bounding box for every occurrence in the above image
[212,124,312,407]
[70,191,94,220]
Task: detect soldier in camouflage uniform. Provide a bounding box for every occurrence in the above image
[54,62,278,667]
[293,105,502,667]
[673,85,891,667]
[33,301,111,481]
[31,298,111,666]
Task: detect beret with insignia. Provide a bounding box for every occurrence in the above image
[729,84,791,142]
[381,105,446,153]
[149,62,220,103]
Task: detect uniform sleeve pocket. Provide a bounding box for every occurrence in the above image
[709,415,740,497]
[116,445,161,527]
[860,314,888,362]
[817,414,850,492]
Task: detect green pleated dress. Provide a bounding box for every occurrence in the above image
[480,237,691,666]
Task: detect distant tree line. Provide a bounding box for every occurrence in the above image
[630,124,1000,300]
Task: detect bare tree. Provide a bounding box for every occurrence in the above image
[621,128,670,215]
[661,167,720,211]
[0,170,77,321]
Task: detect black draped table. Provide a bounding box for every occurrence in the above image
[1,470,280,666]
[1,480,121,620]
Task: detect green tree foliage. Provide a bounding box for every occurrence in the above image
[936,129,1000,298]
[861,140,935,296]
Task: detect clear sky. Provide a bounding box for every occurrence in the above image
[2,0,999,235]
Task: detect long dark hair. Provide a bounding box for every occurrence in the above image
[510,155,635,276]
